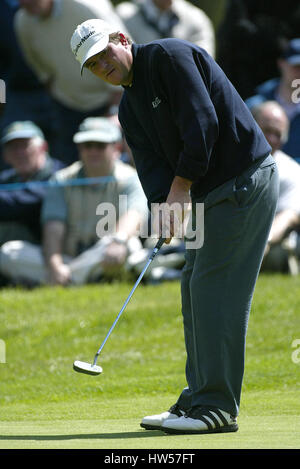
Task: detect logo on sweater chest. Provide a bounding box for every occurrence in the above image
[152,96,161,109]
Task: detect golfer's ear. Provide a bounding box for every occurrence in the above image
[119,33,128,46]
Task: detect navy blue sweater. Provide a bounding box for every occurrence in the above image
[119,39,271,204]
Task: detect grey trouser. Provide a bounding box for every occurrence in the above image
[177,154,279,417]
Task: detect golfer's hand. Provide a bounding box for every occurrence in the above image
[162,176,192,244]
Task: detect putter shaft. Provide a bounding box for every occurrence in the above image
[92,237,165,366]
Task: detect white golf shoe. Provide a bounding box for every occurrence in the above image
[140,403,186,430]
[161,406,238,434]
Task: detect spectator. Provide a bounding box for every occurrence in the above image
[14,0,129,165]
[0,121,63,248]
[245,39,300,163]
[116,0,215,57]
[217,0,300,99]
[252,101,300,274]
[0,0,55,171]
[0,117,148,286]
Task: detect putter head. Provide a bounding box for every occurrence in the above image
[73,360,103,376]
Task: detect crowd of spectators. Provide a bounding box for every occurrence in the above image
[1,0,300,288]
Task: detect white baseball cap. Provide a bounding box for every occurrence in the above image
[1,121,44,145]
[73,117,122,144]
[70,19,117,74]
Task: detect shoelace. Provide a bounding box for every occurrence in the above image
[168,403,184,417]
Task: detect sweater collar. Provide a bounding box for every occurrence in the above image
[122,43,140,91]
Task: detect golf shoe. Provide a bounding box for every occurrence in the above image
[140,403,186,430]
[161,406,238,434]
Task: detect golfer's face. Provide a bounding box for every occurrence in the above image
[85,41,132,87]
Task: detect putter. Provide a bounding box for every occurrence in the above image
[73,237,165,376]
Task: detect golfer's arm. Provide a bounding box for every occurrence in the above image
[170,175,193,193]
[42,220,66,268]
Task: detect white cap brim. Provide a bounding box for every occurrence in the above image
[73,130,118,143]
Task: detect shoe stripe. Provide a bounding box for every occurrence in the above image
[192,415,213,431]
[190,408,229,429]
[212,409,230,426]
[202,412,221,429]
[209,411,224,427]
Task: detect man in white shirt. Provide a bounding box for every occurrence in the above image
[252,100,300,273]
[15,0,129,165]
[116,0,215,57]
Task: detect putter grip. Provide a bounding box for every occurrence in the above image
[155,237,166,250]
[149,237,166,260]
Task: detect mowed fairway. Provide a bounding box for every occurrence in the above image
[0,274,300,449]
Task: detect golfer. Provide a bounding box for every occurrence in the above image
[71,19,279,434]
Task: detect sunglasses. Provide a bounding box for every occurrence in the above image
[80,142,111,149]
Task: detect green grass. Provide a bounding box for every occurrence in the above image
[0,274,300,449]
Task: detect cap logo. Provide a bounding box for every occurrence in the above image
[74,29,95,57]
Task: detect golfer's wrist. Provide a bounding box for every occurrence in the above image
[171,175,193,192]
